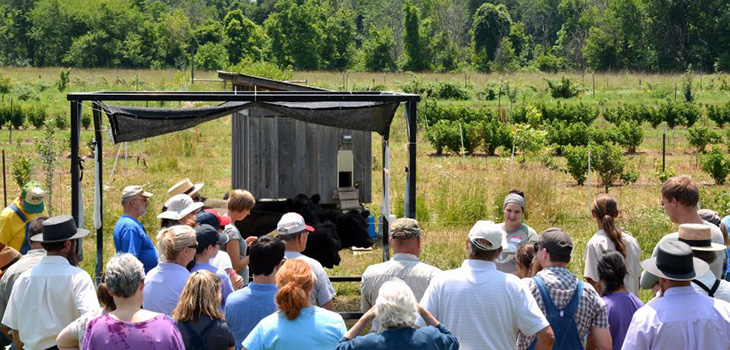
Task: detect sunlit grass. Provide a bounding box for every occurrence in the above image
[0,68,727,312]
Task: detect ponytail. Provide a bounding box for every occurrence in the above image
[275,259,314,320]
[592,194,626,257]
[97,281,116,312]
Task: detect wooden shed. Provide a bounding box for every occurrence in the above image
[218,71,372,205]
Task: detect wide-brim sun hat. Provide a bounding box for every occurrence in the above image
[158,194,204,221]
[30,215,90,243]
[678,223,726,252]
[167,178,204,197]
[641,240,709,281]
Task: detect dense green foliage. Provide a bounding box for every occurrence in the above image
[3,0,730,72]
[700,148,730,185]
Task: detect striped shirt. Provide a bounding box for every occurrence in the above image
[416,260,548,350]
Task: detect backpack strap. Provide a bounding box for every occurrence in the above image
[9,204,31,254]
[692,279,721,297]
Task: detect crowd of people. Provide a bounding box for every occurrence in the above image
[0,175,728,349]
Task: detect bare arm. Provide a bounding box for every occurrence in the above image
[321,299,336,311]
[226,241,249,272]
[343,308,376,340]
[588,326,612,350]
[56,319,81,350]
[533,326,555,350]
[12,330,23,350]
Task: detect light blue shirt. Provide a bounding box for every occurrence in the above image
[622,286,730,350]
[242,306,346,350]
[143,262,190,315]
[224,282,278,350]
[191,263,234,309]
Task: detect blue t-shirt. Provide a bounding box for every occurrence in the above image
[335,324,459,350]
[191,263,234,309]
[242,306,346,350]
[113,215,158,273]
[224,282,278,350]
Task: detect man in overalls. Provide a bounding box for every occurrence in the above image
[0,181,46,254]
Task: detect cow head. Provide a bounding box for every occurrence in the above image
[335,209,373,249]
[302,221,341,268]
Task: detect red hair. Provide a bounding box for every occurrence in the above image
[275,259,314,320]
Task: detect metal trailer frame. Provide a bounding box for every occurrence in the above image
[66,91,420,288]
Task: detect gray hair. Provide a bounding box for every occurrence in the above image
[374,279,418,329]
[105,253,145,298]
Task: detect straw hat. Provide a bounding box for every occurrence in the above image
[677,223,726,252]
[167,178,204,197]
[158,194,204,221]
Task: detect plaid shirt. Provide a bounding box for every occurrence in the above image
[516,267,609,350]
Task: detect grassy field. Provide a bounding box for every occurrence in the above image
[0,67,728,312]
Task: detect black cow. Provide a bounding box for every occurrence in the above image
[234,194,373,268]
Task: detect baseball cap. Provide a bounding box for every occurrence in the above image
[468,220,507,250]
[194,224,229,253]
[197,209,232,227]
[538,227,573,260]
[21,181,45,214]
[390,218,421,239]
[121,185,153,201]
[277,212,314,235]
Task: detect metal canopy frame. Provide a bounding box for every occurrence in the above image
[67,91,420,283]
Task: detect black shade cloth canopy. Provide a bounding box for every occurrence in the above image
[101,99,400,143]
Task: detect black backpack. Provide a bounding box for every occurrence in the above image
[181,319,219,350]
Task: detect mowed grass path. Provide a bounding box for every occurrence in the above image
[0,68,727,311]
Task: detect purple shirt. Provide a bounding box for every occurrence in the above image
[603,292,643,350]
[82,313,184,350]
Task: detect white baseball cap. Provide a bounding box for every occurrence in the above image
[468,220,508,251]
[277,212,315,235]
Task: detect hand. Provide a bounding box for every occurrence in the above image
[417,304,439,327]
[651,283,661,297]
[231,272,244,290]
[245,236,257,246]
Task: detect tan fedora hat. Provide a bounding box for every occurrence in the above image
[678,223,726,252]
[167,178,204,197]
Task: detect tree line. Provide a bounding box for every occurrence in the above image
[1,0,729,73]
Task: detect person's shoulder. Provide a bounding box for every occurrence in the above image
[300,254,325,270]
[313,306,344,321]
[416,261,442,274]
[361,261,388,277]
[224,224,241,236]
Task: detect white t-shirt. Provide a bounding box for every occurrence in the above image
[210,249,233,272]
[416,259,549,350]
[584,230,642,296]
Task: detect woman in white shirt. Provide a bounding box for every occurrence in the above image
[584,193,642,295]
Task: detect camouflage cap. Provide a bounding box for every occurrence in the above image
[390,218,421,239]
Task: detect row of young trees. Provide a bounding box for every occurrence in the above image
[424,100,730,186]
[2,0,730,72]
